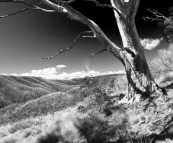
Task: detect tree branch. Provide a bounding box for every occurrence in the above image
[41,0,122,59]
[42,31,95,59]
[0,0,55,19]
[82,0,125,17]
[143,8,167,21]
[110,0,140,19]
[55,0,76,4]
[90,48,107,57]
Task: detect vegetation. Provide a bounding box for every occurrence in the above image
[0,0,168,101]
[0,73,173,143]
[144,8,173,43]
[0,75,73,109]
[1,45,173,142]
[1,1,173,143]
[150,44,173,78]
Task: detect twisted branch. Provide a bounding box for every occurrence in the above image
[82,0,124,17]
[42,31,95,59]
[0,0,55,19]
[41,0,121,59]
[143,8,167,21]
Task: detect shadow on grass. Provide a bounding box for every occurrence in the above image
[36,134,62,143]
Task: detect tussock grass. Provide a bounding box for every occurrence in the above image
[2,46,173,143]
[2,93,173,143]
[0,90,84,125]
[0,105,126,143]
[150,44,173,78]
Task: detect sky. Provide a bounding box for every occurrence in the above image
[0,0,173,79]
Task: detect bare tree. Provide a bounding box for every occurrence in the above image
[0,0,167,102]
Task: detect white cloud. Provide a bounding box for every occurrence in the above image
[56,65,67,70]
[140,38,163,50]
[55,70,125,80]
[1,67,125,80]
[11,73,18,76]
[20,67,59,79]
[1,73,7,75]
[57,70,100,80]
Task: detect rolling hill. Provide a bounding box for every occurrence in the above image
[0,73,125,125]
[0,75,75,109]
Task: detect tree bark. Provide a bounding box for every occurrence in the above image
[110,0,166,102]
[40,0,167,102]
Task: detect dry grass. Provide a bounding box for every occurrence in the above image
[0,90,84,125]
[1,92,173,143]
[0,107,110,143]
[1,50,173,143]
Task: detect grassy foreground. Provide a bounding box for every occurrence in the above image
[1,45,173,143]
[0,74,173,143]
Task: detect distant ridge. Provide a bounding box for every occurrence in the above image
[0,75,73,109]
[0,73,126,125]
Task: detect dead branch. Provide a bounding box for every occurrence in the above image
[0,0,55,19]
[143,8,167,21]
[41,0,121,59]
[55,0,125,17]
[55,0,76,4]
[82,0,124,17]
[42,31,95,59]
[90,48,107,57]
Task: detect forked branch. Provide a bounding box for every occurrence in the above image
[41,0,122,59]
[143,8,167,21]
[82,0,124,17]
[42,31,95,59]
[143,8,173,43]
[55,0,124,16]
[0,0,55,19]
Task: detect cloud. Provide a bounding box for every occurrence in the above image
[57,70,100,80]
[20,67,59,79]
[140,38,163,50]
[1,67,125,80]
[54,70,125,80]
[56,65,67,70]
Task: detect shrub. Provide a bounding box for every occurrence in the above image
[149,44,173,78]
[79,75,115,115]
[109,75,127,95]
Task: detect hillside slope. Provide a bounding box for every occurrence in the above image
[0,90,84,125]
[0,75,75,109]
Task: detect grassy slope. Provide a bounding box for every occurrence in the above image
[0,74,122,108]
[0,90,173,143]
[0,90,84,125]
[0,75,77,109]
[0,74,122,125]
[0,73,173,143]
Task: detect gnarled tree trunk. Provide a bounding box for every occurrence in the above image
[110,0,165,102]
[39,0,166,102]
